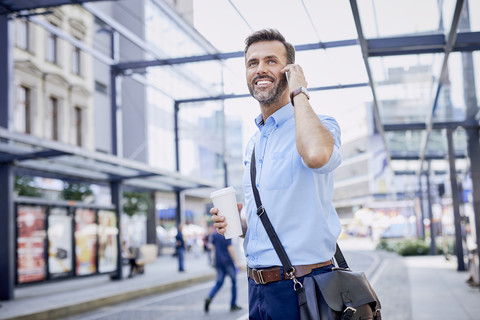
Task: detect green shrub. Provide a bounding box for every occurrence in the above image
[377,238,429,256]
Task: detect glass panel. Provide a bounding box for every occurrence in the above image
[369,53,444,124]
[146,60,223,101]
[75,208,97,275]
[147,91,176,171]
[458,0,480,33]
[193,0,358,53]
[386,131,423,159]
[432,52,476,122]
[298,46,367,87]
[357,0,446,38]
[17,205,46,283]
[145,0,208,58]
[425,130,447,158]
[178,101,224,184]
[475,51,480,111]
[98,210,118,273]
[48,207,73,278]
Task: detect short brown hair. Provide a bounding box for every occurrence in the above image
[244,29,295,64]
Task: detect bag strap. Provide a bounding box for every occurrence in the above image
[250,147,295,274]
[249,147,350,270]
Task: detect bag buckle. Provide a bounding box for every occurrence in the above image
[256,205,265,217]
[286,267,303,291]
[343,306,356,317]
[253,269,266,284]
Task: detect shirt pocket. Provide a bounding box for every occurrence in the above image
[264,151,293,190]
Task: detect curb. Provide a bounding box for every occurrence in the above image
[3,273,216,320]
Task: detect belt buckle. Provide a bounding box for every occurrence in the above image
[253,269,266,284]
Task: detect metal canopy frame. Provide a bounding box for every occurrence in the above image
[1,0,480,300]
[0,0,105,14]
[0,127,217,191]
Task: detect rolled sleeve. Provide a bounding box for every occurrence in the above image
[308,115,342,174]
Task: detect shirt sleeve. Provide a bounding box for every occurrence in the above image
[305,115,342,174]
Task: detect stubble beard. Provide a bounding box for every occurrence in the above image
[248,76,289,106]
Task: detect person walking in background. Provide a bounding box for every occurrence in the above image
[210,29,342,319]
[204,232,242,313]
[122,240,139,278]
[175,224,185,272]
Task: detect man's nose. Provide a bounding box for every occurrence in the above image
[256,61,268,74]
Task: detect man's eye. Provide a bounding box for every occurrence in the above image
[268,60,276,64]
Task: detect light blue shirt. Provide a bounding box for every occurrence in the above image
[242,103,342,268]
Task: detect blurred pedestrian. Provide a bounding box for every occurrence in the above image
[204,232,242,313]
[175,224,185,272]
[122,240,139,278]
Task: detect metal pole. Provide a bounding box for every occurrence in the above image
[110,181,123,280]
[466,128,480,289]
[0,12,15,301]
[174,101,180,173]
[446,128,466,270]
[426,161,437,255]
[418,175,426,238]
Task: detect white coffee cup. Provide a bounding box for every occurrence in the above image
[210,186,243,239]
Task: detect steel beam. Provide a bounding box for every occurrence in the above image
[349,0,391,165]
[0,0,106,14]
[418,0,465,174]
[112,38,358,71]
[447,128,466,270]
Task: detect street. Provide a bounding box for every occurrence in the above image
[64,272,250,320]
[61,238,408,320]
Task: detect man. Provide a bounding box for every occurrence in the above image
[175,224,185,272]
[211,29,342,319]
[204,232,242,313]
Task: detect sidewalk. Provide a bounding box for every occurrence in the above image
[1,239,479,320]
[0,251,217,320]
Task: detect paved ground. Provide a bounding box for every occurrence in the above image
[0,237,479,320]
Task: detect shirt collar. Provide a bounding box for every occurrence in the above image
[254,103,293,130]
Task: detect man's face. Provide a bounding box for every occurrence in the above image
[245,40,289,105]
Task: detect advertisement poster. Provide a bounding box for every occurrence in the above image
[75,208,97,275]
[98,210,118,273]
[17,205,46,283]
[48,208,73,278]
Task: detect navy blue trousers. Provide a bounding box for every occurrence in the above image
[248,264,333,320]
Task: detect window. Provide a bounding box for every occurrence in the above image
[17,20,29,50]
[95,81,108,94]
[72,46,81,75]
[74,106,82,146]
[46,31,58,64]
[49,96,59,140]
[15,86,31,134]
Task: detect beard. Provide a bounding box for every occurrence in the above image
[247,75,288,105]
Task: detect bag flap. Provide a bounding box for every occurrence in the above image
[313,269,378,311]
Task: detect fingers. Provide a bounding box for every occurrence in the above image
[210,202,244,236]
[282,64,307,89]
[210,207,226,235]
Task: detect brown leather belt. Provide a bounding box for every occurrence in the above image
[247,260,333,285]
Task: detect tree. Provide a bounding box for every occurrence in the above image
[62,182,93,201]
[122,191,152,217]
[15,176,42,197]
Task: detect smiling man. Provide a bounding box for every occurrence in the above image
[211,29,343,319]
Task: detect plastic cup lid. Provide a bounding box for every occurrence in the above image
[210,186,235,199]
